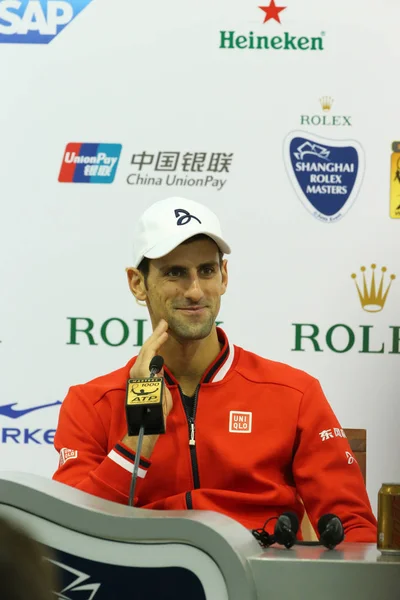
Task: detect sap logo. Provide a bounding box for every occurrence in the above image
[0,400,62,444]
[0,0,95,45]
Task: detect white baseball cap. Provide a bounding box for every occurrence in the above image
[132,197,231,267]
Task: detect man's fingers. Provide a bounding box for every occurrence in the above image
[143,321,168,354]
[150,331,168,353]
[142,320,168,350]
[129,321,168,378]
[156,319,168,331]
[162,385,173,420]
[152,319,168,336]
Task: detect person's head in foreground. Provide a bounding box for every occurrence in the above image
[0,516,54,600]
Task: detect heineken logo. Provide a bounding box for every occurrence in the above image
[284,131,365,223]
[219,2,325,52]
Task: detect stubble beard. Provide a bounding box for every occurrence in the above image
[167,311,215,341]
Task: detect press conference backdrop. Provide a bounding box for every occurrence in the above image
[0,0,399,516]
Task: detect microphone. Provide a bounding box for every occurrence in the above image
[149,355,164,378]
[252,511,344,551]
[125,355,165,437]
[126,356,165,506]
[274,512,299,549]
[317,514,345,549]
[251,511,299,548]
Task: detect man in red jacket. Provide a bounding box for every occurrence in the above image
[53,196,377,542]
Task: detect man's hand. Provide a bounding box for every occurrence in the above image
[122,319,173,458]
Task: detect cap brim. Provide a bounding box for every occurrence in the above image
[144,230,231,261]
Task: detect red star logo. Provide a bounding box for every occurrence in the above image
[259,0,287,23]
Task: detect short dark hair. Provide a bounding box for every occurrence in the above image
[138,234,223,286]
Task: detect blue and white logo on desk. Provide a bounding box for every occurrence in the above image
[284,131,365,223]
[47,559,101,599]
[0,0,94,44]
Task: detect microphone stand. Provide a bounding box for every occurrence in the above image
[128,423,145,507]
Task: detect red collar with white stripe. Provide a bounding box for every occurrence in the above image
[163,327,235,386]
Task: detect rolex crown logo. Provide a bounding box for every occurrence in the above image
[319,96,334,112]
[351,264,396,313]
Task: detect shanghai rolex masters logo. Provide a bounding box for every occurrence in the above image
[284,132,364,223]
[219,2,325,52]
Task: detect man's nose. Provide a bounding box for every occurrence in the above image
[184,275,205,302]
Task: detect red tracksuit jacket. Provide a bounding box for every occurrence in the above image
[53,329,377,542]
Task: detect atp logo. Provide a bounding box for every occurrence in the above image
[0,400,62,444]
[0,0,95,44]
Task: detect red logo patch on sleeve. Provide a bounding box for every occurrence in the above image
[59,448,78,467]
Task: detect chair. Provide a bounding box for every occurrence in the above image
[301,428,367,541]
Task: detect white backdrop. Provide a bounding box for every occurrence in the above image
[0,0,399,514]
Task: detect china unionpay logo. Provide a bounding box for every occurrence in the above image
[58,143,122,184]
[0,0,94,44]
[284,131,364,223]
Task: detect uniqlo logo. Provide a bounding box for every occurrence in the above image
[229,411,252,433]
[59,447,78,466]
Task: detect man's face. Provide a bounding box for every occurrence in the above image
[143,238,228,341]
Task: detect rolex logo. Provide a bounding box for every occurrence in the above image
[351,264,396,313]
[292,263,399,355]
[319,96,334,112]
[300,96,351,126]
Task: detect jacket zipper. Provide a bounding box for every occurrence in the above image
[180,385,201,507]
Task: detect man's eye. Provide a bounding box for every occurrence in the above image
[201,267,215,276]
[166,268,183,277]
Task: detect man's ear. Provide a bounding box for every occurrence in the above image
[221,259,228,295]
[126,267,147,302]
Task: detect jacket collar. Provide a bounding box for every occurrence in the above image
[163,327,235,386]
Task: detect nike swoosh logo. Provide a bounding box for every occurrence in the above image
[0,401,62,419]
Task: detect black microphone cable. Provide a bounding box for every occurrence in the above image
[251,516,279,547]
